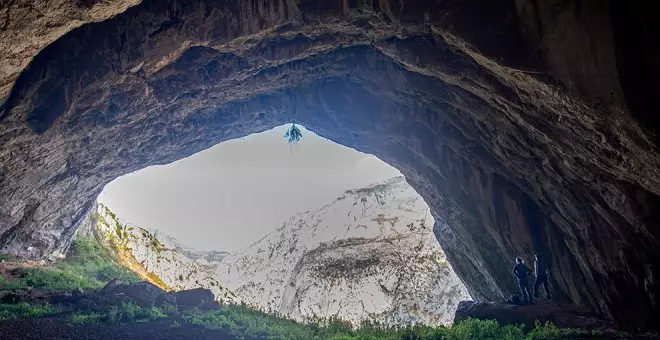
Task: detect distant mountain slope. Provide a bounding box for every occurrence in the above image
[87,176,470,326]
[86,204,236,303]
[215,176,470,326]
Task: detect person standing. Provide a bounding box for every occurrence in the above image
[533,254,551,300]
[513,257,533,304]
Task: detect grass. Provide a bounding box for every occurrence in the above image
[64,301,601,339]
[71,301,167,325]
[0,237,140,292]
[175,305,597,340]
[0,302,58,321]
[0,227,610,339]
[0,254,20,262]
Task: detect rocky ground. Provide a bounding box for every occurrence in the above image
[454,300,660,340]
[0,316,240,340]
[0,275,242,339]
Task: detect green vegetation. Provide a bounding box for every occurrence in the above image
[71,301,167,325]
[176,306,598,340]
[0,225,612,339]
[0,254,20,262]
[63,301,602,339]
[0,302,58,321]
[0,237,139,292]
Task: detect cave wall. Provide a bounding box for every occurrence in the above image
[0,0,142,103]
[0,0,659,329]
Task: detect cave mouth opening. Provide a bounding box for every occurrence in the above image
[91,123,472,326]
[3,0,660,329]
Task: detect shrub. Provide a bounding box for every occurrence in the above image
[0,302,58,321]
[0,237,139,292]
[448,318,525,340]
[0,254,20,262]
[71,312,105,324]
[105,302,167,324]
[526,320,592,339]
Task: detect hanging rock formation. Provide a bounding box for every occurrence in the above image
[0,0,659,329]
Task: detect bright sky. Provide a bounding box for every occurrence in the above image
[98,124,401,252]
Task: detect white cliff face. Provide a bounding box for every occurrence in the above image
[92,176,470,326]
[93,205,237,303]
[215,176,470,326]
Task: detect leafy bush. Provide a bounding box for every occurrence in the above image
[1,237,139,292]
[447,318,525,340]
[106,302,167,324]
[0,254,20,262]
[177,307,599,340]
[526,320,593,339]
[0,302,58,321]
[4,298,605,340]
[71,312,105,324]
[71,302,168,325]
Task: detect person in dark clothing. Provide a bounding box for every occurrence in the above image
[533,254,551,300]
[513,257,533,304]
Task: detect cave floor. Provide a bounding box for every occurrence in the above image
[0,315,242,340]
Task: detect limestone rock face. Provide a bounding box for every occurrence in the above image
[1,0,660,329]
[93,204,237,304]
[215,176,470,326]
[89,177,470,327]
[0,0,142,102]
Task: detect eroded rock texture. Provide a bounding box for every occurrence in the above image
[0,0,659,329]
[0,0,141,101]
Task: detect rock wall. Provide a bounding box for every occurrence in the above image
[0,0,142,102]
[0,0,659,329]
[214,176,470,326]
[89,177,470,326]
[92,203,238,303]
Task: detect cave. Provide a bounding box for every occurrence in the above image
[1,0,659,330]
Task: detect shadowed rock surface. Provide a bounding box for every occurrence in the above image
[454,300,616,331]
[1,0,659,329]
[0,316,242,340]
[0,0,142,101]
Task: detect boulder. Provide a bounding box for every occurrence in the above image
[169,288,215,308]
[100,280,165,307]
[155,292,177,307]
[454,300,617,331]
[107,293,133,306]
[505,294,526,306]
[72,298,99,312]
[198,300,221,311]
[100,278,127,294]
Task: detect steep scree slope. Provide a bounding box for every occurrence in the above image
[1,0,660,328]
